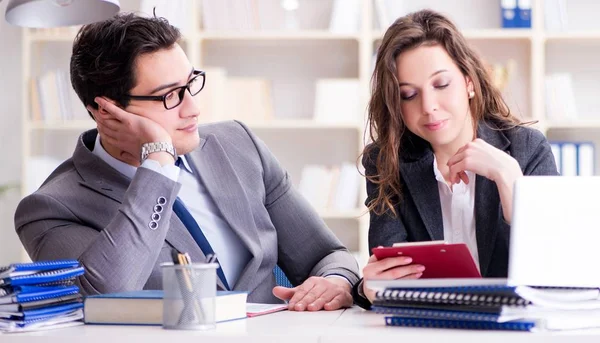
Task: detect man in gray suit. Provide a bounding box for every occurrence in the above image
[14,13,359,311]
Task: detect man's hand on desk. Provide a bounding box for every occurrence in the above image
[272,276,352,312]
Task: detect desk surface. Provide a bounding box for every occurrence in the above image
[4,307,600,342]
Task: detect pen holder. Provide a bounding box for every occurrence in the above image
[161,262,219,330]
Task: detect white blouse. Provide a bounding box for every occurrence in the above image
[432,156,480,271]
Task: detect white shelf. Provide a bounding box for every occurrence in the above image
[319,209,366,220]
[200,30,360,41]
[372,29,533,41]
[244,120,361,130]
[546,120,600,129]
[545,31,600,41]
[28,120,95,130]
[27,119,361,131]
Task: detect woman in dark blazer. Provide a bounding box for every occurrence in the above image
[353,9,559,309]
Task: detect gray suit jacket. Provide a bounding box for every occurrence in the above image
[15,121,359,302]
[352,120,559,309]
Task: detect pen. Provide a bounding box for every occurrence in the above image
[171,249,205,324]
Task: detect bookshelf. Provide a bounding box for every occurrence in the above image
[19,0,600,265]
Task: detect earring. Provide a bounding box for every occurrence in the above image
[468,91,475,99]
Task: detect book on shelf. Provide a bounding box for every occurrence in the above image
[84,290,285,325]
[549,141,594,176]
[544,73,577,122]
[201,0,260,31]
[197,67,273,123]
[140,0,191,34]
[544,0,568,31]
[373,0,405,30]
[297,163,361,213]
[223,78,274,123]
[313,78,360,124]
[328,0,360,34]
[30,69,86,123]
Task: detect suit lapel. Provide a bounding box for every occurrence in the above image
[474,121,512,276]
[73,130,227,290]
[186,134,262,292]
[400,152,444,241]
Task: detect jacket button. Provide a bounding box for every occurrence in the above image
[148,221,159,230]
[157,196,167,205]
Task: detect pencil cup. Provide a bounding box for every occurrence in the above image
[161,262,219,330]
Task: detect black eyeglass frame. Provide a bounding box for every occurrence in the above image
[123,70,206,110]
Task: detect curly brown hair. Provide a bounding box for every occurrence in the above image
[364,9,522,216]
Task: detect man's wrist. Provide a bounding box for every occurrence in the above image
[140,141,176,165]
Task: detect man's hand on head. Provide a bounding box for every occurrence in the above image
[91,97,173,165]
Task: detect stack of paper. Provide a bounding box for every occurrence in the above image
[368,279,600,331]
[0,260,85,333]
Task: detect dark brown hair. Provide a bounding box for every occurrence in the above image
[70,12,181,119]
[364,9,522,216]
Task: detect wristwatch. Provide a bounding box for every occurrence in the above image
[140,142,177,163]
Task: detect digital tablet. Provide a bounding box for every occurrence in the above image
[371,241,481,278]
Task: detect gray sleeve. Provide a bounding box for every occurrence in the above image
[15,168,181,295]
[235,121,360,287]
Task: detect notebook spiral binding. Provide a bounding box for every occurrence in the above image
[373,306,500,322]
[376,288,530,307]
[1,267,84,287]
[384,316,535,331]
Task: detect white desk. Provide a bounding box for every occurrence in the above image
[4,307,600,342]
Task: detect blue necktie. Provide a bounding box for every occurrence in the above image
[173,158,231,290]
[174,158,292,289]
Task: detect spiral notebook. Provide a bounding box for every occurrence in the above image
[0,285,80,304]
[384,316,535,331]
[374,285,530,314]
[0,260,84,287]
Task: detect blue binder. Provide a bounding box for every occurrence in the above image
[385,316,535,331]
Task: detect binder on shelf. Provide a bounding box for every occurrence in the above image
[500,0,518,28]
[548,141,595,176]
[516,0,532,28]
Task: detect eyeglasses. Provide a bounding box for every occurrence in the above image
[124,70,206,110]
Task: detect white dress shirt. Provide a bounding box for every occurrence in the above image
[92,135,251,288]
[432,156,480,271]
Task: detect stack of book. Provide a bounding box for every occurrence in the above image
[0,260,85,333]
[369,280,600,332]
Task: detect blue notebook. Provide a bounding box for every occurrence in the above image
[0,265,84,287]
[0,285,80,304]
[385,316,535,331]
[0,260,80,278]
[0,301,84,320]
[374,306,502,322]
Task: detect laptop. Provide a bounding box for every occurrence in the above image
[508,176,600,288]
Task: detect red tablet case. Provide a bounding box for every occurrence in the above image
[371,242,481,278]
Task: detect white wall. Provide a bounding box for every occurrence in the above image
[0,1,23,264]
